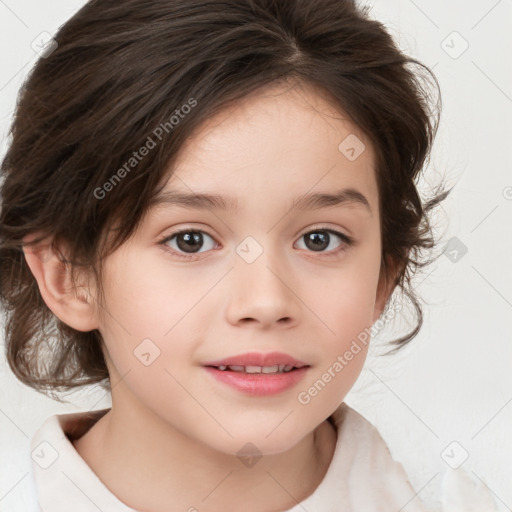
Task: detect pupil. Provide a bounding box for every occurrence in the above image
[177,232,202,253]
[306,232,328,251]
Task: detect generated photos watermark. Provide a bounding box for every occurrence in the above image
[93,97,197,200]
[297,301,402,405]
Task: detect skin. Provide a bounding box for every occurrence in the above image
[24,80,396,512]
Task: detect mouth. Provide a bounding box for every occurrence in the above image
[208,364,306,374]
[203,351,309,372]
[202,352,310,396]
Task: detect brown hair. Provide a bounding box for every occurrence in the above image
[0,0,450,401]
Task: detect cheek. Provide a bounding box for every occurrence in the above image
[295,280,374,417]
[311,263,381,344]
[298,248,380,399]
[327,286,378,343]
[97,251,216,388]
[99,251,214,339]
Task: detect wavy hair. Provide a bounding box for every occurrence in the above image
[0,0,450,400]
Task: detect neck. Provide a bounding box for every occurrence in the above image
[72,400,337,512]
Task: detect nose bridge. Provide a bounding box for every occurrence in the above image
[224,234,299,327]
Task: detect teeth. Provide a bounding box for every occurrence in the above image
[245,365,261,373]
[262,365,279,374]
[215,365,296,373]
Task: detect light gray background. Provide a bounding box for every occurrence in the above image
[1,1,511,511]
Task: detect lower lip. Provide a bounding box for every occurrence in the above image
[204,367,309,396]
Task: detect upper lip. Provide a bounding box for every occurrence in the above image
[203,351,309,368]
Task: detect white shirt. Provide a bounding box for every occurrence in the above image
[25,402,426,511]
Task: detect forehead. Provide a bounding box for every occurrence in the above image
[156,81,378,217]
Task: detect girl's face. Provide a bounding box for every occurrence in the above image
[95,81,388,456]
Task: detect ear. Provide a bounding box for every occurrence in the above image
[372,254,399,323]
[22,233,99,332]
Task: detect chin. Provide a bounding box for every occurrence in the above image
[205,425,310,459]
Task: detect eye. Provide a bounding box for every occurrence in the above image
[159,226,353,261]
[295,227,353,256]
[160,229,217,259]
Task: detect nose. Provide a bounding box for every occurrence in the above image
[224,246,300,329]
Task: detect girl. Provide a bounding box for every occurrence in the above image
[0,0,449,510]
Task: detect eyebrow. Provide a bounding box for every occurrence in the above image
[149,187,372,214]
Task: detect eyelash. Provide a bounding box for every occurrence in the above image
[158,226,354,261]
